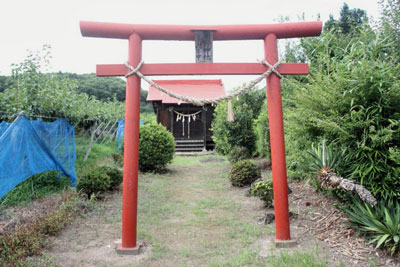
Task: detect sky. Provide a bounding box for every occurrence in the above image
[0,0,381,91]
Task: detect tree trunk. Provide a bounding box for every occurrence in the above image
[318,169,377,206]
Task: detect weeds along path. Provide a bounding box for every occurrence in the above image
[42,156,329,266]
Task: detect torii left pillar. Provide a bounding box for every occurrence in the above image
[80,21,322,253]
[117,33,142,253]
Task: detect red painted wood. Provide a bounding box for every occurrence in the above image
[265,34,291,240]
[82,20,322,247]
[96,63,309,76]
[80,21,322,40]
[120,33,142,249]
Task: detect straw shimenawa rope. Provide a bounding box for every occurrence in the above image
[124,59,282,107]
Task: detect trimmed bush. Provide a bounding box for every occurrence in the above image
[104,165,123,189]
[228,146,250,163]
[229,160,261,187]
[138,123,175,172]
[250,180,273,207]
[77,168,111,198]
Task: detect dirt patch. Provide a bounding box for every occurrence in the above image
[0,195,64,234]
[199,156,226,163]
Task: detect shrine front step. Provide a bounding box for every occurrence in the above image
[175,139,205,152]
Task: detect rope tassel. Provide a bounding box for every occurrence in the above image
[227,100,235,122]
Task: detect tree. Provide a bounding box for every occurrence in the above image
[0,46,124,123]
[56,72,153,113]
[212,87,265,155]
[324,3,368,34]
[0,76,13,92]
[379,0,400,63]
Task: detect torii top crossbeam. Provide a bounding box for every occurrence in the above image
[80,21,321,40]
[80,20,322,254]
[81,21,322,77]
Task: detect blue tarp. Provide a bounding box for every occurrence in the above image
[117,119,143,152]
[0,114,76,199]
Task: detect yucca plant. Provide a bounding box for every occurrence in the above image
[303,139,346,174]
[344,198,400,255]
[301,140,377,206]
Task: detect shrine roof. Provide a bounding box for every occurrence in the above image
[146,80,226,104]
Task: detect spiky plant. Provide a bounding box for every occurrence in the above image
[305,139,345,174]
[345,198,400,255]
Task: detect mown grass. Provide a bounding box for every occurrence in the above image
[132,155,330,266]
[267,249,328,267]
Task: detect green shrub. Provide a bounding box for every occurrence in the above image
[250,180,274,207]
[77,168,111,198]
[101,165,123,190]
[138,123,175,172]
[284,30,400,199]
[212,88,265,155]
[344,198,400,255]
[229,160,261,187]
[228,146,250,163]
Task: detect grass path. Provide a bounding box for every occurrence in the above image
[42,156,328,266]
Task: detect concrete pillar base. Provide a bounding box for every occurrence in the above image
[274,239,297,248]
[115,241,143,255]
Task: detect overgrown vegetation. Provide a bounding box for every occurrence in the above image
[283,2,400,201]
[278,1,400,256]
[0,171,70,209]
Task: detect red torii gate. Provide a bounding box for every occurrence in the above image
[80,21,322,253]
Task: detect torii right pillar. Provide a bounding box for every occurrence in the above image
[265,33,291,243]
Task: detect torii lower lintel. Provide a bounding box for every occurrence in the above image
[80,21,322,254]
[96,62,309,77]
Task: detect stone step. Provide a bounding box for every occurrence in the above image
[175,139,204,144]
[175,143,204,147]
[175,147,204,152]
